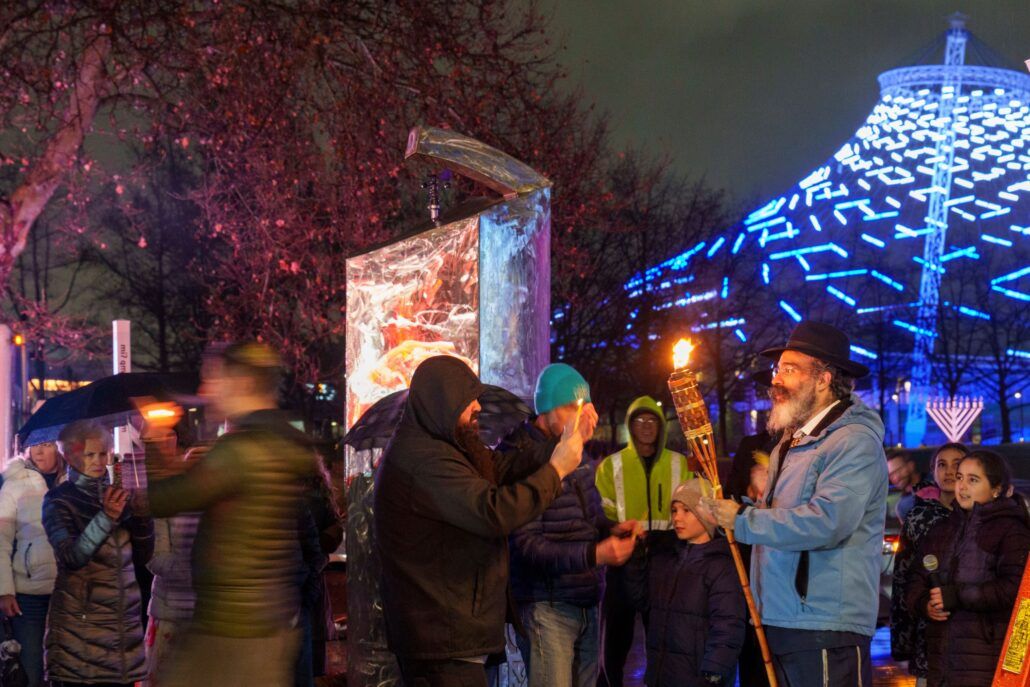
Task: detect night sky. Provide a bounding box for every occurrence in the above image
[545,0,1030,204]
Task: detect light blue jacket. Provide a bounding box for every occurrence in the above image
[735,395,887,636]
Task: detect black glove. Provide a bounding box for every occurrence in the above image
[700,672,724,686]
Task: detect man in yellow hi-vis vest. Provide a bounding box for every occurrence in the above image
[595,395,692,687]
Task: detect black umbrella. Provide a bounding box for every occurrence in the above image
[17,372,178,446]
[344,384,532,452]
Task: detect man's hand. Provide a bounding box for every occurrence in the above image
[578,402,599,442]
[927,587,950,621]
[0,594,21,617]
[610,519,642,539]
[595,534,636,567]
[548,417,585,479]
[102,487,130,520]
[702,497,741,531]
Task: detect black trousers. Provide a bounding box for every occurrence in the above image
[398,657,489,687]
[598,567,646,687]
[772,637,872,687]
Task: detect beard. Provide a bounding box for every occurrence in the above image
[455,414,496,484]
[767,380,818,434]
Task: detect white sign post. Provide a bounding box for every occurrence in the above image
[113,320,131,457]
[0,325,11,470]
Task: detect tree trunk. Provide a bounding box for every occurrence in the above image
[0,33,110,283]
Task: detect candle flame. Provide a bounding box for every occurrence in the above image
[146,408,178,419]
[672,339,695,369]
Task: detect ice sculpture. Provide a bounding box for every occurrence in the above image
[344,126,550,687]
[345,125,551,435]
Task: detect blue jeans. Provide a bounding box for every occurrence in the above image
[516,602,599,687]
[11,593,50,687]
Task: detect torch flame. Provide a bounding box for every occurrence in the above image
[672,339,695,370]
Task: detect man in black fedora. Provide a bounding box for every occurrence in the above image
[705,321,888,687]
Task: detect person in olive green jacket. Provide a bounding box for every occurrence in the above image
[595,395,692,687]
[138,342,318,687]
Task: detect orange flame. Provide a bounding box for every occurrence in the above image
[672,339,695,369]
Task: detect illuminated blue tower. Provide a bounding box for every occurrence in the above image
[630,18,1030,445]
[907,13,969,446]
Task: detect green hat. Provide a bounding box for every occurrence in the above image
[534,363,591,415]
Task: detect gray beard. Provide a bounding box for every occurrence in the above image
[767,382,818,434]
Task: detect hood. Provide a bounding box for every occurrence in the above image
[233,409,314,447]
[232,408,317,476]
[811,394,885,444]
[624,395,668,458]
[401,356,486,446]
[2,458,30,481]
[972,494,1030,527]
[676,533,730,559]
[2,457,63,484]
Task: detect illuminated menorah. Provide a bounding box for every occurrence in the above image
[926,396,983,443]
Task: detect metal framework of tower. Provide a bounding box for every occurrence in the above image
[624,17,1030,446]
[906,15,969,446]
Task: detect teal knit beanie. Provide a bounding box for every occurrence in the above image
[534,363,591,415]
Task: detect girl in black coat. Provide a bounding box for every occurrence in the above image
[626,478,745,686]
[907,450,1030,687]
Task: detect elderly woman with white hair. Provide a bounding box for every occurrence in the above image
[43,420,152,687]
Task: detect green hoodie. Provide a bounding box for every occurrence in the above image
[595,396,693,530]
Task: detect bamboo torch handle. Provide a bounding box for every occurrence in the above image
[724,531,778,686]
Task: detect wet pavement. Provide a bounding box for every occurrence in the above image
[620,623,917,686]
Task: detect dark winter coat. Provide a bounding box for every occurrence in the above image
[906,497,1030,687]
[890,495,951,676]
[625,530,746,686]
[374,356,562,660]
[145,409,319,638]
[506,422,612,608]
[43,468,153,684]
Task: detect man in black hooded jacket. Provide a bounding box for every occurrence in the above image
[374,356,586,687]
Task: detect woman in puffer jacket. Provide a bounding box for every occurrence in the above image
[0,439,66,686]
[43,421,153,687]
[907,449,1030,687]
[625,478,746,687]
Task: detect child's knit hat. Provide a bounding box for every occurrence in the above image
[671,477,718,538]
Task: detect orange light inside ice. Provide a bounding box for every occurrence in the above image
[672,339,695,369]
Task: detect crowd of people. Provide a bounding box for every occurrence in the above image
[0,342,342,687]
[376,321,1030,687]
[0,321,1027,687]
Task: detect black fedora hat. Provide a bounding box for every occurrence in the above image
[760,321,870,378]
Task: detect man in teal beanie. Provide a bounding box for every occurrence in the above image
[534,363,592,418]
[506,363,640,687]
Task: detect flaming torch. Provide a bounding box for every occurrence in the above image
[667,339,777,687]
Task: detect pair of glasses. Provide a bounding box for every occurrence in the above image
[772,362,825,378]
[631,416,659,426]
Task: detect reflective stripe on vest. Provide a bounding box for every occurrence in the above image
[643,519,670,531]
[670,454,681,494]
[612,454,626,522]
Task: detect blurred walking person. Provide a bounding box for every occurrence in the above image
[44,421,153,687]
[138,342,319,687]
[0,439,66,686]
